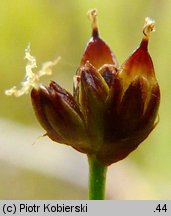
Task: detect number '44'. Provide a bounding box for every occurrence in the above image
[156,204,167,212]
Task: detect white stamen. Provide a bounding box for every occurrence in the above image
[5,44,61,97]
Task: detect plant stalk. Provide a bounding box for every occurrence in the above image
[88,155,107,200]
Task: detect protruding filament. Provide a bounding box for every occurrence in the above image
[87,9,99,37]
[143,17,155,39]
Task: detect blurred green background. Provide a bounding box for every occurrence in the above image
[0,0,171,199]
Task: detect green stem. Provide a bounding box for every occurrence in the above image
[88,155,107,200]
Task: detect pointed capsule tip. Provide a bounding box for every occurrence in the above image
[87,9,99,37]
[143,17,155,39]
[140,17,155,49]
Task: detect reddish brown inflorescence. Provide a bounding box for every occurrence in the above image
[31,10,160,165]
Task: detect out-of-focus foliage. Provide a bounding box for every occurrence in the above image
[0,0,171,199]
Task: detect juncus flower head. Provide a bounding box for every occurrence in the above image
[30,10,160,165]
